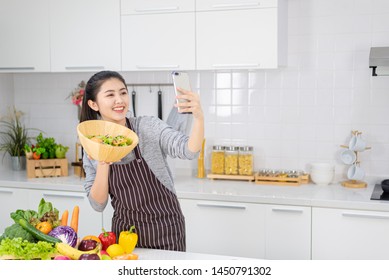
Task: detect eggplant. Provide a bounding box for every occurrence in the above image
[79,253,100,260]
[78,239,98,251]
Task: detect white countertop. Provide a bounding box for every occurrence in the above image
[1,167,389,212]
[133,248,249,260]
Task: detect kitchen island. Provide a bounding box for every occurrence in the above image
[1,167,389,260]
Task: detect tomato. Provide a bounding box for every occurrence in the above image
[36,221,53,234]
[82,235,101,244]
[106,244,125,258]
[32,152,41,160]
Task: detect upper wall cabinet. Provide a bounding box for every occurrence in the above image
[0,0,286,72]
[50,0,121,72]
[196,0,287,70]
[120,0,196,71]
[0,0,50,72]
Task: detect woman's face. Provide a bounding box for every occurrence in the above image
[88,78,129,125]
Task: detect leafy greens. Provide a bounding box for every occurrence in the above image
[0,238,57,260]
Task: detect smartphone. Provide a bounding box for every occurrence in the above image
[171,71,191,105]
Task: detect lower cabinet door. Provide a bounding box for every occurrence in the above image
[29,190,102,239]
[179,199,265,258]
[0,187,29,233]
[265,205,311,260]
[312,207,389,259]
[102,197,114,231]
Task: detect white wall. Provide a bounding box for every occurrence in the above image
[4,0,389,179]
[0,73,15,168]
[0,74,14,114]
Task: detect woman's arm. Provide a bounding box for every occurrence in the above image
[174,88,204,153]
[82,152,110,211]
[89,162,110,205]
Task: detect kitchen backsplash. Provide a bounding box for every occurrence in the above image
[2,0,389,179]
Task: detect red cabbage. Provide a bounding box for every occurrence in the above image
[48,226,78,247]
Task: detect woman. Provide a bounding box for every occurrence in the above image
[80,70,204,251]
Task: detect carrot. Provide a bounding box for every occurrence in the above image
[70,206,79,233]
[61,210,69,226]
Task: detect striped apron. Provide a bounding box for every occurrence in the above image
[108,120,186,251]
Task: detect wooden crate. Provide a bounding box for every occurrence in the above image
[255,173,310,186]
[26,158,68,178]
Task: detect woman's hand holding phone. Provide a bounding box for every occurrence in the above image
[174,88,203,120]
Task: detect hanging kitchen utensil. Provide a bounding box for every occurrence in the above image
[158,88,163,120]
[131,88,136,117]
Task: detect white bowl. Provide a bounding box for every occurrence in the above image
[310,162,334,170]
[310,170,334,185]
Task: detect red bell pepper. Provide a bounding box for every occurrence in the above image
[98,228,116,251]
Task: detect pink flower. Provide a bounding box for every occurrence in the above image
[68,81,85,107]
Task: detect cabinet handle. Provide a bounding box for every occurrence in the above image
[212,63,260,68]
[43,193,85,200]
[0,190,13,194]
[65,66,105,71]
[0,67,35,71]
[211,2,261,9]
[342,212,389,220]
[272,208,304,214]
[134,6,179,13]
[196,202,246,210]
[136,65,180,69]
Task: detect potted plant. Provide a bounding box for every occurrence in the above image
[0,107,35,170]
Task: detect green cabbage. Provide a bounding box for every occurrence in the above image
[0,223,35,243]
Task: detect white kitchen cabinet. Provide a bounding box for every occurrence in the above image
[265,205,311,260]
[121,0,195,15]
[196,0,278,10]
[49,0,121,72]
[312,207,389,260]
[0,187,29,233]
[28,190,102,238]
[179,198,266,258]
[196,0,287,70]
[121,5,195,71]
[0,0,50,72]
[102,198,114,231]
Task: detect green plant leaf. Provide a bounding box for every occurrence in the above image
[0,107,38,159]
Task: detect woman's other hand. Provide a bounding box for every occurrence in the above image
[87,154,112,165]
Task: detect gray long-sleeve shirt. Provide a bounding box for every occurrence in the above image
[82,116,198,212]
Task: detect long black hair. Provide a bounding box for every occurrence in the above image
[79,70,127,123]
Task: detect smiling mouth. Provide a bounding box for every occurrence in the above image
[113,107,125,112]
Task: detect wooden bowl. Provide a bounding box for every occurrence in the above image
[77,120,138,162]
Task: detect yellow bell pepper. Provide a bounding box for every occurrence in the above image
[118,225,138,254]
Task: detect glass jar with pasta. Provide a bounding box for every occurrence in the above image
[238,146,254,175]
[225,146,239,175]
[211,145,225,174]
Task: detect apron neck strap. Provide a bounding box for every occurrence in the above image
[126,118,142,161]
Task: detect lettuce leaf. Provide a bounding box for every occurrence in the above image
[38,198,55,218]
[0,238,57,260]
[13,198,59,227]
